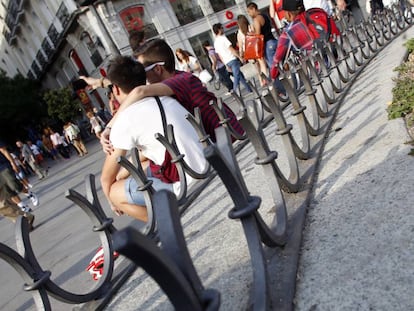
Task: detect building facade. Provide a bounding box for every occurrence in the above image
[0,0,269,111]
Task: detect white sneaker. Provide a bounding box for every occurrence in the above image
[23,206,32,213]
[86,246,120,281]
[29,192,39,207]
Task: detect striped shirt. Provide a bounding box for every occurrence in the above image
[162,71,244,141]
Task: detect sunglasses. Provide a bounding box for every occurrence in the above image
[105,84,114,99]
[144,62,165,72]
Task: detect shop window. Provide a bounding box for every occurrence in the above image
[80,31,95,52]
[210,0,236,12]
[169,0,204,26]
[119,6,158,39]
[80,31,103,67]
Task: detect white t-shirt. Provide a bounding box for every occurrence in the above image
[50,133,64,146]
[214,35,236,65]
[304,0,333,15]
[177,56,202,77]
[110,96,207,194]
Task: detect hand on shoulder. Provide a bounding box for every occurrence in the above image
[100,127,114,155]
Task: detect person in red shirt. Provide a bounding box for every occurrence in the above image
[270,0,314,80]
[269,0,287,32]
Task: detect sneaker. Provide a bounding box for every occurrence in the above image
[29,192,39,207]
[23,206,32,213]
[86,246,119,281]
[45,169,49,177]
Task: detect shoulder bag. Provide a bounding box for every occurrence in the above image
[244,34,265,60]
[149,96,180,183]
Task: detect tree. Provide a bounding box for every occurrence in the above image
[0,70,47,143]
[43,87,83,123]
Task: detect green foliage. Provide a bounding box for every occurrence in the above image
[0,71,48,142]
[389,77,414,118]
[43,87,83,122]
[404,38,414,54]
[388,42,414,123]
[0,71,44,120]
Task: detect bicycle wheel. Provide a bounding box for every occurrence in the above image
[213,79,221,91]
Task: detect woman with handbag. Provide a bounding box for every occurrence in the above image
[247,2,278,69]
[237,14,268,87]
[213,23,253,96]
[175,48,202,77]
[202,41,234,94]
[64,121,88,157]
[176,48,213,85]
[247,2,286,96]
[87,111,106,139]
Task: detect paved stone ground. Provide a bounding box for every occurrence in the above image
[294,26,414,310]
[0,140,142,310]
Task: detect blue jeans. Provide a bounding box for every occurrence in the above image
[217,65,233,92]
[124,170,174,206]
[265,39,278,68]
[227,59,252,94]
[264,39,285,94]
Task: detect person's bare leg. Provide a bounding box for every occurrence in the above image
[115,154,149,180]
[10,195,22,206]
[109,180,148,222]
[10,194,31,212]
[72,141,83,156]
[257,58,268,86]
[20,178,31,190]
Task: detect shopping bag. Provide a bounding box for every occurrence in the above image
[240,61,259,80]
[244,34,264,60]
[199,69,213,84]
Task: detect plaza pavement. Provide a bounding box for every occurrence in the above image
[0,25,413,311]
[294,25,414,311]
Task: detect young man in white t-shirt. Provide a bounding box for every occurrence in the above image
[100,56,206,222]
[213,23,252,96]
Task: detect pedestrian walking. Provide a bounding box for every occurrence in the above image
[202,40,234,94]
[175,48,203,77]
[87,111,106,139]
[213,23,253,96]
[64,121,88,157]
[10,152,33,191]
[0,140,39,213]
[16,140,47,180]
[49,128,70,159]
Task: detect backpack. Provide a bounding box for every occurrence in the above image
[298,8,340,47]
[149,96,179,184]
